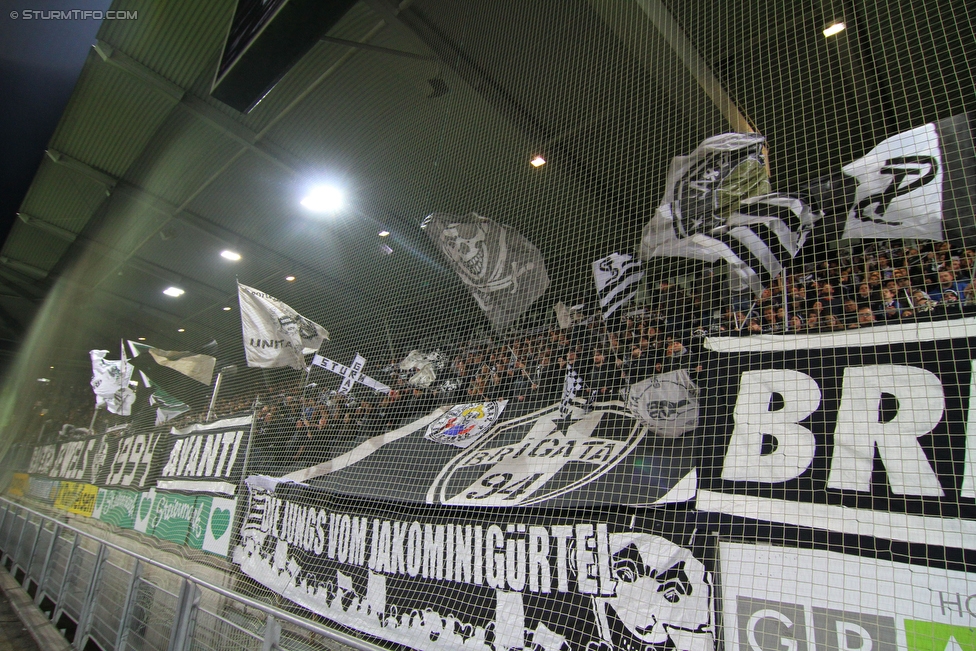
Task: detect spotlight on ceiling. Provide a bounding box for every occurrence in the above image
[163,286,185,297]
[220,250,242,261]
[301,185,344,213]
[378,230,390,237]
[823,21,845,37]
[223,306,232,311]
[530,155,547,168]
[177,328,186,333]
[37,378,51,383]
[285,275,296,282]
[138,337,146,341]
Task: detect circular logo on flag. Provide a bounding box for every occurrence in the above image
[425,401,505,448]
[427,402,647,506]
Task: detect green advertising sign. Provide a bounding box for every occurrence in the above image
[905,621,976,651]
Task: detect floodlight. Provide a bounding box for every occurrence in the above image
[163,286,185,297]
[823,21,845,37]
[301,185,344,212]
[221,250,242,261]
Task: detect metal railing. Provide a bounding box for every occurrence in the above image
[0,496,381,651]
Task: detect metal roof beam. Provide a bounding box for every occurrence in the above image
[0,256,48,280]
[45,149,117,191]
[93,40,184,102]
[17,213,78,243]
[123,257,231,303]
[635,0,754,132]
[92,38,304,177]
[319,35,431,60]
[177,95,305,176]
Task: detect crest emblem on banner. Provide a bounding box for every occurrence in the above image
[425,400,507,448]
[427,402,646,506]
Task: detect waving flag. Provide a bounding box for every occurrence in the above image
[841,111,976,245]
[423,213,549,330]
[90,349,135,415]
[238,282,330,370]
[641,133,821,295]
[592,252,644,319]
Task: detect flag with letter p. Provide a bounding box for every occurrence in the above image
[238,283,330,370]
[592,252,644,319]
[841,111,976,245]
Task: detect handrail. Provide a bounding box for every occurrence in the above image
[0,496,382,651]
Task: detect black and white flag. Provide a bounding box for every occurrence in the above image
[625,369,700,438]
[841,111,976,245]
[559,366,585,417]
[238,283,330,370]
[592,252,644,319]
[423,212,550,331]
[717,193,821,291]
[640,133,821,295]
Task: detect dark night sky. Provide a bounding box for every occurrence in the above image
[0,0,112,245]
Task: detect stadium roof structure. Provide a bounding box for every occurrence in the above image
[1,0,973,375]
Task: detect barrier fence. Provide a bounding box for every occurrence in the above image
[0,496,378,651]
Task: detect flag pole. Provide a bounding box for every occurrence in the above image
[299,342,322,401]
[88,405,102,434]
[206,371,225,422]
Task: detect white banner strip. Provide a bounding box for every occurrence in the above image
[697,490,976,549]
[282,406,452,482]
[705,316,976,353]
[171,415,254,435]
[155,479,237,495]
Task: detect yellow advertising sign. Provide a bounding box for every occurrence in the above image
[54,481,98,517]
[7,473,28,497]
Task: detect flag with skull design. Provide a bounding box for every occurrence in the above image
[423,213,550,330]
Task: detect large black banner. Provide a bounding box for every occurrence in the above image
[235,477,713,651]
[697,320,976,547]
[696,321,976,651]
[234,319,976,651]
[23,415,253,496]
[156,416,252,496]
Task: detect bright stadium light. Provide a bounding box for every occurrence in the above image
[163,286,185,297]
[220,250,242,261]
[223,306,232,311]
[301,185,344,213]
[823,21,846,37]
[530,155,547,167]
[285,275,296,282]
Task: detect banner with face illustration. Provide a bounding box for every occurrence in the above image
[235,477,713,651]
[423,213,550,331]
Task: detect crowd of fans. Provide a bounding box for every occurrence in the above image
[29,239,976,472]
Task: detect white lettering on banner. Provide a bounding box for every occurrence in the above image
[235,490,714,651]
[828,365,944,496]
[237,492,703,599]
[161,431,244,479]
[721,364,947,495]
[45,438,100,480]
[961,360,976,499]
[723,370,819,483]
[106,434,159,487]
[28,445,56,475]
[429,404,645,507]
